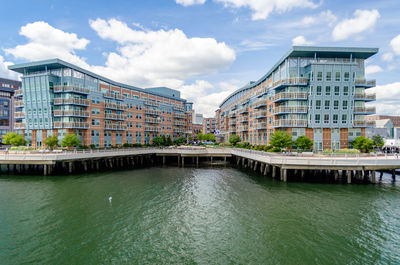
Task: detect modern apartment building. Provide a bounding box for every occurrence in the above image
[203,118,216,134]
[9,59,193,148]
[0,77,21,142]
[216,46,378,151]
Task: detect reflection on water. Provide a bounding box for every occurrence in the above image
[0,168,399,264]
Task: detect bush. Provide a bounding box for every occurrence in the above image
[351,136,374,153]
[43,135,58,150]
[270,131,292,149]
[229,134,241,146]
[61,134,81,148]
[263,145,273,152]
[2,132,26,146]
[294,136,313,150]
[9,146,35,151]
[90,144,97,149]
[132,143,142,148]
[236,142,251,149]
[269,147,281,152]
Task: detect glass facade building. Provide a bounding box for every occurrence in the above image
[216,46,378,151]
[0,77,21,142]
[9,59,193,148]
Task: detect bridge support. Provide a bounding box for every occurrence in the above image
[272,166,276,179]
[371,170,376,184]
[347,170,351,184]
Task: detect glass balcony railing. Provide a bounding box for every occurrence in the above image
[354,93,376,101]
[354,79,376,87]
[104,102,128,110]
[272,92,308,102]
[54,86,90,94]
[353,120,375,127]
[54,98,90,106]
[104,123,128,130]
[14,122,26,129]
[53,122,89,129]
[104,113,127,120]
[353,106,376,114]
[273,119,307,127]
[272,106,308,115]
[53,110,90,117]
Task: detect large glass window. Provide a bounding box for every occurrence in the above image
[316,100,321,110]
[343,100,348,110]
[335,72,341,82]
[316,86,322,95]
[334,86,340,95]
[324,100,330,110]
[343,86,349,96]
[344,72,350,81]
[317,72,323,81]
[326,72,332,81]
[324,114,329,124]
[325,86,331,96]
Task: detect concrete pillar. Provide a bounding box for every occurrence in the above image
[182,157,185,168]
[260,163,265,174]
[253,161,258,171]
[83,161,88,172]
[196,156,199,168]
[272,166,276,179]
[43,165,47,176]
[163,156,166,166]
[69,162,73,174]
[178,156,180,167]
[371,170,376,184]
[236,157,240,166]
[347,170,351,184]
[210,156,213,165]
[282,168,287,182]
[96,160,100,171]
[334,170,339,181]
[392,169,396,180]
[301,169,305,179]
[242,158,245,167]
[380,171,383,179]
[263,164,269,176]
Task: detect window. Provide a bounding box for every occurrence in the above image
[91,108,100,115]
[334,100,339,110]
[91,119,100,126]
[324,114,329,124]
[127,112,133,118]
[316,86,322,95]
[315,114,320,124]
[326,72,331,81]
[325,86,331,96]
[136,114,142,119]
[335,72,340,81]
[342,114,347,124]
[333,114,338,124]
[324,100,330,110]
[343,100,348,110]
[334,86,339,96]
[316,100,321,110]
[344,72,350,81]
[343,86,349,95]
[317,72,323,81]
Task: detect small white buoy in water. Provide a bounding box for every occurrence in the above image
[109,196,112,202]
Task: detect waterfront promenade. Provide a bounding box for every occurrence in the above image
[0,147,399,183]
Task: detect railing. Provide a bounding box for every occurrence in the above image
[272,92,307,102]
[173,128,185,133]
[354,106,376,113]
[14,89,23,96]
[104,102,127,110]
[229,113,236,118]
[237,125,248,132]
[15,100,24,107]
[14,111,25,118]
[254,122,268,130]
[53,110,90,117]
[14,123,26,129]
[173,113,186,119]
[271,77,308,88]
[54,98,90,106]
[145,117,161,124]
[354,93,376,101]
[355,79,376,87]
[144,100,160,107]
[273,106,308,115]
[252,98,267,108]
[53,122,89,129]
[104,123,128,130]
[238,108,249,114]
[54,86,90,94]
[104,113,127,120]
[273,119,307,127]
[103,92,125,100]
[254,110,267,119]
[353,120,375,126]
[173,121,186,126]
[238,117,248,123]
[144,108,161,115]
[173,105,185,112]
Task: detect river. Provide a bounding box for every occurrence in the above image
[0,167,399,264]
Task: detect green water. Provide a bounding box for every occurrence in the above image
[0,167,399,265]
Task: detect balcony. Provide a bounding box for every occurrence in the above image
[353,106,376,114]
[353,120,375,127]
[144,126,161,132]
[104,113,127,120]
[273,119,307,127]
[271,77,308,88]
[254,110,267,119]
[14,89,23,97]
[173,105,185,112]
[173,113,186,119]
[237,125,248,132]
[229,121,236,126]
[238,117,248,123]
[145,117,161,124]
[14,122,26,129]
[53,110,90,117]
[355,79,376,88]
[144,108,161,115]
[238,108,249,115]
[53,122,89,129]
[273,106,308,115]
[254,122,267,130]
[252,98,267,109]
[104,123,128,130]
[173,128,185,133]
[272,92,308,102]
[354,93,376,101]
[173,121,186,126]
[144,100,160,107]
[14,111,25,118]
[103,92,125,101]
[54,86,90,94]
[229,113,236,118]
[54,98,90,106]
[104,102,127,110]
[15,100,24,107]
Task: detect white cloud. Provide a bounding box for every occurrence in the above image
[176,0,206,6]
[4,21,90,68]
[390,34,400,56]
[180,80,239,116]
[365,65,383,75]
[301,10,337,27]
[382,52,394,62]
[0,55,19,80]
[370,82,400,115]
[332,9,380,41]
[292,36,314,46]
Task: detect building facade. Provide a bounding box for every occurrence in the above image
[366,115,400,139]
[9,59,193,148]
[203,118,216,134]
[216,46,378,151]
[0,77,21,142]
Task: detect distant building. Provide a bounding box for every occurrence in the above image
[366,119,393,139]
[203,118,216,134]
[0,77,21,142]
[366,115,400,139]
[192,123,202,136]
[193,113,203,125]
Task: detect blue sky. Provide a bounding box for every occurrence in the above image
[0,0,400,116]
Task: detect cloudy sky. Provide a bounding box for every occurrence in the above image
[0,0,399,117]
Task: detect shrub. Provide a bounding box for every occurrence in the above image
[229,134,241,146]
[2,132,26,146]
[43,135,58,150]
[61,134,81,148]
[351,136,374,153]
[90,144,97,149]
[294,136,313,150]
[270,131,292,149]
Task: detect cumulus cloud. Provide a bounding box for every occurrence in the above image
[0,55,19,80]
[332,9,380,41]
[176,0,206,6]
[370,82,400,115]
[4,21,90,68]
[365,65,383,75]
[301,10,337,27]
[390,34,400,56]
[180,80,239,116]
[292,36,314,46]
[382,52,394,62]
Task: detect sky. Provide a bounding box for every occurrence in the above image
[0,0,400,117]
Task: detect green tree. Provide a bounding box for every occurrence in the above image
[270,131,292,149]
[166,136,173,146]
[61,134,81,148]
[294,136,313,150]
[372,135,384,149]
[197,133,204,141]
[2,132,26,146]
[153,136,165,146]
[229,134,241,146]
[205,133,216,142]
[351,136,374,153]
[43,135,58,150]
